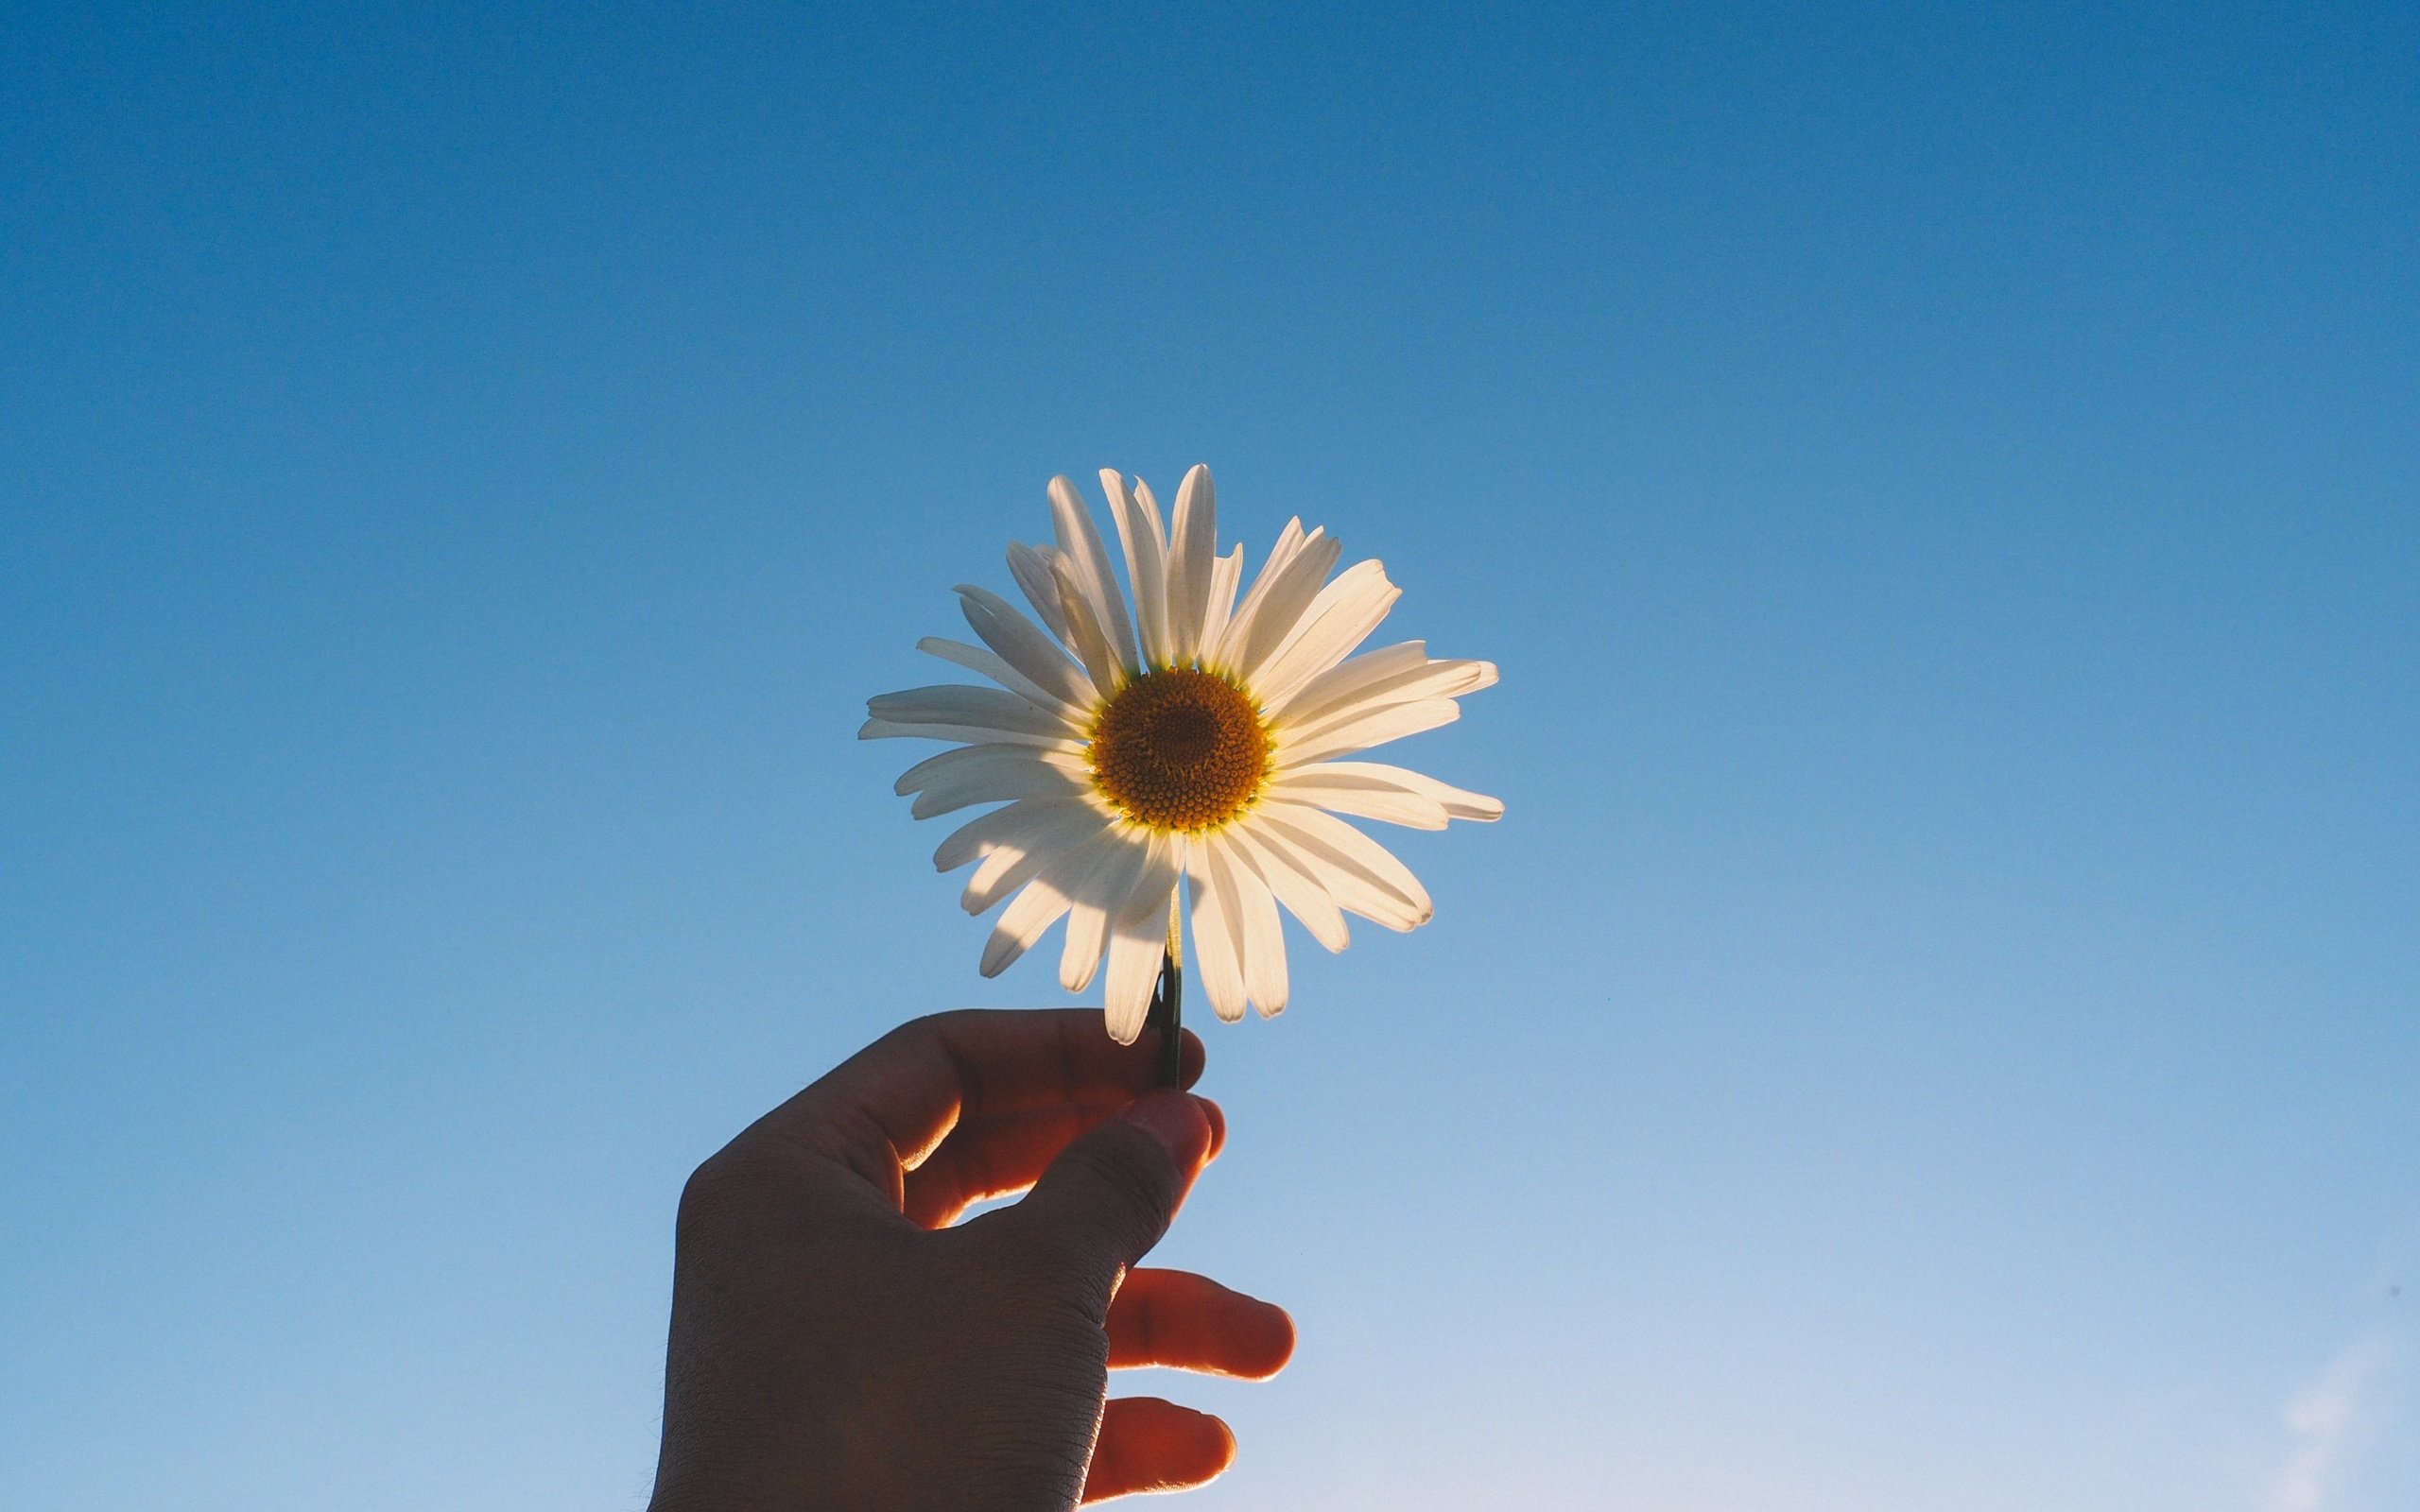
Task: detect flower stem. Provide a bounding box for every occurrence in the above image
[1146,896,1184,1089]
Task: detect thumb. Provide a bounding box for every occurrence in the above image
[1007,1091,1217,1282]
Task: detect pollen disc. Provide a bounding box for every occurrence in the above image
[1089,668,1270,832]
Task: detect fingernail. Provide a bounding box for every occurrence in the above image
[1117,1091,1207,1162]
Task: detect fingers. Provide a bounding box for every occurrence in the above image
[1107,1269,1295,1379]
[1080,1397,1235,1503]
[742,1010,1204,1187]
[903,1105,1110,1227]
[906,1095,1228,1228]
[1006,1091,1216,1280]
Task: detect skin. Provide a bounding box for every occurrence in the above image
[646,1010,1295,1510]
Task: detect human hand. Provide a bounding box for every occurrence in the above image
[646,1010,1294,1510]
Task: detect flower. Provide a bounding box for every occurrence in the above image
[863,466,1501,1042]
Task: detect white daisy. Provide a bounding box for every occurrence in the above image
[863,465,1501,1043]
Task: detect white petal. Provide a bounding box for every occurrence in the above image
[981,889,1072,978]
[1292,855,1426,931]
[962,804,1117,913]
[1211,833,1288,1017]
[1259,799,1434,914]
[915,636,1081,717]
[1006,542,1071,640]
[1166,465,1217,662]
[1059,824,1151,992]
[1124,830,1182,933]
[1102,844,1177,1046]
[1250,801,1434,930]
[895,743,1090,819]
[1207,518,1305,673]
[1274,760,1504,824]
[1186,858,1250,1023]
[979,827,1122,978]
[1227,528,1342,683]
[1133,477,1168,634]
[1228,818,1351,953]
[1287,656,1498,727]
[894,740,1085,796]
[1293,857,1426,931]
[1102,931,1162,1044]
[1104,470,1172,670]
[957,585,1098,710]
[933,797,1101,872]
[1277,697,1461,767]
[1268,770,1450,829]
[867,684,1078,739]
[1250,560,1400,709]
[1269,640,1431,720]
[1198,543,1244,657]
[1051,558,1126,700]
[1049,475,1139,674]
[859,718,1082,750]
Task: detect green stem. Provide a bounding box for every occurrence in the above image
[1146,898,1184,1089]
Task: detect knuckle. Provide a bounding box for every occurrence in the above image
[1071,1126,1179,1243]
[897,1006,979,1042]
[673,1149,757,1244]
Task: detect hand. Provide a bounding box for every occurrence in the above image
[646,1010,1294,1510]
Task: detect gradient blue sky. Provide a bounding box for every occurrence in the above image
[4,4,2415,1508]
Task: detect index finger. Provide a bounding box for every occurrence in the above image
[743,1009,1204,1184]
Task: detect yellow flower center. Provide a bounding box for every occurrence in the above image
[1089,667,1270,832]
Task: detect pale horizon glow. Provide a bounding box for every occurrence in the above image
[2269,1332,2403,1512]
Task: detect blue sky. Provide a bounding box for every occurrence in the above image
[3,3,2415,1508]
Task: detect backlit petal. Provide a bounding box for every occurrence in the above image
[1102,838,1179,1045]
[1186,857,1250,1023]
[1199,543,1244,657]
[1166,465,1218,662]
[1273,760,1503,824]
[1228,819,1351,953]
[1251,560,1400,709]
[962,804,1118,913]
[1251,801,1434,930]
[866,684,1076,740]
[1276,697,1461,767]
[933,796,1104,872]
[956,584,1098,710]
[1268,640,1431,720]
[1212,832,1289,1017]
[1285,656,1497,728]
[1104,470,1172,670]
[1060,824,1151,992]
[1006,542,1071,640]
[1226,528,1342,682]
[1051,558,1127,701]
[896,743,1092,819]
[1049,474,1139,674]
[979,827,1125,977]
[915,636,1080,717]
